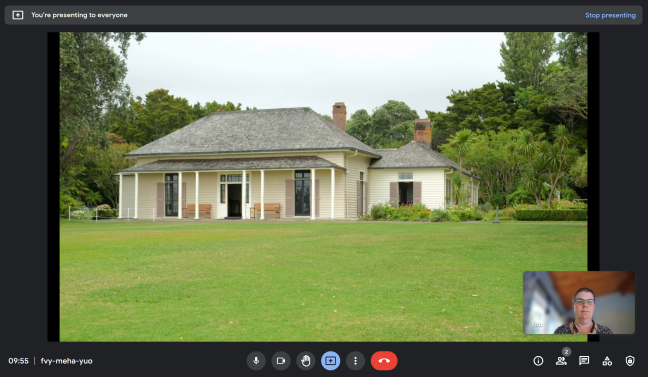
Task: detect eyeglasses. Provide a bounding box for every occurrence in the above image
[573,299,596,305]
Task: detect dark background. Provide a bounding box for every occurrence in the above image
[1,0,645,375]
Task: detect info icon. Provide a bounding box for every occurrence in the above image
[12,10,24,20]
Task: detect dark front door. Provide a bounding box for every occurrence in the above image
[294,170,311,216]
[399,182,413,205]
[228,184,242,217]
[165,174,178,216]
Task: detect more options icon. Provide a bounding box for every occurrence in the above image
[12,10,24,20]
[371,351,398,371]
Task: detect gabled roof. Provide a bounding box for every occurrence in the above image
[125,107,379,158]
[119,156,345,173]
[369,141,481,180]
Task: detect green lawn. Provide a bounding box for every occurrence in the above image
[60,220,587,342]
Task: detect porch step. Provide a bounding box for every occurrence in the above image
[224,217,242,220]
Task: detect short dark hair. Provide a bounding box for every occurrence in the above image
[573,287,595,304]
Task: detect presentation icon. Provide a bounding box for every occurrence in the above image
[321,351,340,371]
[12,10,24,20]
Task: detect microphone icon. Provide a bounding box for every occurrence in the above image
[253,357,259,365]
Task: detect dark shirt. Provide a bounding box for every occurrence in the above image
[554,323,613,334]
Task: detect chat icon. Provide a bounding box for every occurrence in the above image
[579,356,589,365]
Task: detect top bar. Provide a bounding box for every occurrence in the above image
[5,6,643,25]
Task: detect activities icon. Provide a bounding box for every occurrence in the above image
[603,356,612,366]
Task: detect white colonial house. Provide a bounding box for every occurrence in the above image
[117,103,480,220]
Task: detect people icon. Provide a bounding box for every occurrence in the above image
[556,357,567,365]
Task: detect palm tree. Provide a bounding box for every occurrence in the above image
[517,130,545,209]
[449,129,476,204]
[450,129,476,175]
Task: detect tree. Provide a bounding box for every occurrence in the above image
[448,129,476,177]
[111,90,256,145]
[85,137,138,208]
[426,82,516,149]
[537,125,578,207]
[570,149,588,188]
[556,32,587,70]
[346,101,418,148]
[542,68,588,150]
[498,32,555,91]
[517,130,545,208]
[441,128,523,205]
[320,114,333,122]
[60,32,145,177]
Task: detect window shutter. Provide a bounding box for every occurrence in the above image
[285,180,294,217]
[365,181,369,212]
[413,182,422,204]
[157,183,164,217]
[315,179,320,217]
[389,182,398,204]
[357,181,362,217]
[182,182,187,214]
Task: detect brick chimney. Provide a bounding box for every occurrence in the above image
[332,102,347,131]
[414,119,432,149]
[216,108,226,112]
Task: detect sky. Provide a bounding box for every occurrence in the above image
[121,32,508,119]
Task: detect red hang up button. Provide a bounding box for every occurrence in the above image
[371,351,398,371]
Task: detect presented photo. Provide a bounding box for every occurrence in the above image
[59,32,589,341]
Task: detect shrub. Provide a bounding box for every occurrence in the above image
[370,203,386,220]
[559,187,580,201]
[515,209,587,221]
[432,208,451,222]
[479,202,492,213]
[506,188,537,206]
[60,195,82,215]
[70,207,93,220]
[449,214,461,222]
[471,207,483,221]
[97,209,118,219]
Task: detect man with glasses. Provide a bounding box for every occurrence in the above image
[554,288,614,334]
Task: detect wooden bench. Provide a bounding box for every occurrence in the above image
[184,204,211,219]
[250,203,280,219]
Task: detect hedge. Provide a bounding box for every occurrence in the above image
[515,209,587,221]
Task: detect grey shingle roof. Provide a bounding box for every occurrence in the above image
[125,107,379,157]
[119,156,346,173]
[369,141,481,180]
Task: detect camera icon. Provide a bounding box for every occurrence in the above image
[12,10,24,20]
[325,356,337,365]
